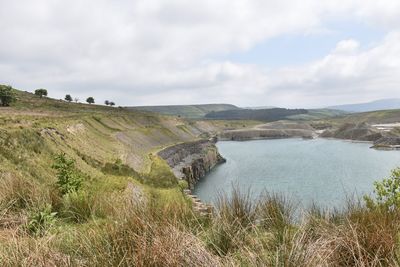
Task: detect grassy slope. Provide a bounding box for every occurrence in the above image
[128,104,240,119]
[331,109,400,124]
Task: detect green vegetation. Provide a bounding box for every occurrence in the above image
[34,88,48,98]
[64,94,72,102]
[0,85,15,106]
[52,153,82,195]
[102,159,139,177]
[26,205,57,237]
[365,168,400,211]
[130,103,241,119]
[287,108,348,120]
[205,108,308,121]
[105,100,116,107]
[86,96,95,104]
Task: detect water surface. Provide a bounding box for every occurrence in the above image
[194,138,400,208]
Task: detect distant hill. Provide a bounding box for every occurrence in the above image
[328,99,400,112]
[128,104,240,119]
[204,108,308,122]
[243,106,277,110]
[287,109,348,120]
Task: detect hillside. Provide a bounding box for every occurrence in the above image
[327,98,400,112]
[287,108,348,120]
[204,108,308,121]
[128,103,240,119]
[326,109,400,125]
[2,88,400,266]
[1,88,267,265]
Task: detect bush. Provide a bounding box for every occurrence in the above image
[64,94,72,102]
[34,88,48,98]
[0,85,15,106]
[52,153,82,195]
[86,97,95,104]
[364,168,400,211]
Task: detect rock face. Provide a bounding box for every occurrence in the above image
[372,136,400,149]
[158,138,225,189]
[219,122,315,141]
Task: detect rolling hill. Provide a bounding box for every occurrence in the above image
[204,108,308,121]
[327,99,400,112]
[128,104,240,119]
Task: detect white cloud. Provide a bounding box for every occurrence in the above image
[0,0,400,107]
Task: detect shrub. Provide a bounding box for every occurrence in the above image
[64,94,72,102]
[86,97,95,104]
[364,168,400,211]
[52,153,82,195]
[34,88,48,98]
[0,85,16,106]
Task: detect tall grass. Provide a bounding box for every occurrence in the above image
[1,182,400,266]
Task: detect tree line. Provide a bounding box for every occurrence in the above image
[0,85,116,107]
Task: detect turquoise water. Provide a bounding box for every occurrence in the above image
[193,139,400,208]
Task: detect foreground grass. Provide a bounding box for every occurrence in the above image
[1,175,400,266]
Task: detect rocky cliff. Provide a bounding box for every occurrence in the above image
[158,138,226,189]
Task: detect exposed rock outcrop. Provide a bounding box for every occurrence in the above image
[158,139,225,189]
[219,122,315,141]
[372,136,400,149]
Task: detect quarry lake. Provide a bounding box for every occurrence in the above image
[194,138,400,208]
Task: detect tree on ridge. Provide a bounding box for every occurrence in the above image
[35,89,48,98]
[86,97,95,104]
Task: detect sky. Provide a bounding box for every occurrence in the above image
[1,0,400,108]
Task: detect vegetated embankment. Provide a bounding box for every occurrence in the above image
[219,121,316,141]
[158,138,226,189]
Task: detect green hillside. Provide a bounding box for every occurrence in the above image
[128,104,240,118]
[287,108,348,120]
[331,109,400,124]
[204,108,308,121]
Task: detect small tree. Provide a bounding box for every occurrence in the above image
[35,89,48,98]
[104,100,110,106]
[74,97,79,103]
[52,153,82,195]
[65,94,73,102]
[364,168,400,211]
[109,101,115,107]
[0,85,16,106]
[86,97,95,104]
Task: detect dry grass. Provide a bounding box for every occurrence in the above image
[1,184,400,266]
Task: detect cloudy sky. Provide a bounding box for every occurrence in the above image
[1,0,400,108]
